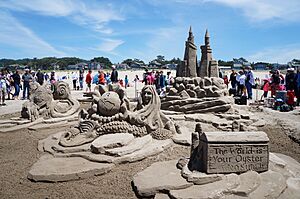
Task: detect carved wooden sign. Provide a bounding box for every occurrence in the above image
[200,131,269,174]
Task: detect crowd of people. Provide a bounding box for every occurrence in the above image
[0,68,49,105]
[225,67,300,108]
[0,65,177,107]
[69,67,174,97]
[142,69,174,96]
[225,66,255,100]
[70,66,119,91]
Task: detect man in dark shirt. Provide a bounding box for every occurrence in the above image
[110,65,118,83]
[285,68,296,91]
[36,69,44,85]
[12,70,21,99]
[229,70,237,89]
[22,69,33,99]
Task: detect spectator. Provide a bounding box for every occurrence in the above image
[285,68,296,91]
[159,71,166,95]
[261,79,270,100]
[245,66,254,99]
[236,71,246,96]
[166,71,173,86]
[71,72,78,90]
[79,70,84,90]
[92,72,99,85]
[270,70,280,97]
[223,75,229,89]
[85,70,92,92]
[110,65,118,83]
[229,70,237,89]
[22,68,33,99]
[36,69,44,85]
[98,71,105,85]
[44,73,49,82]
[0,69,7,105]
[142,69,148,85]
[5,69,13,100]
[105,72,111,84]
[50,71,56,92]
[124,75,129,89]
[12,70,21,100]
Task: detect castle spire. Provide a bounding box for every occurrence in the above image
[188,26,194,43]
[205,29,209,38]
[205,29,210,46]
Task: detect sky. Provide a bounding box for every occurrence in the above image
[1,0,300,64]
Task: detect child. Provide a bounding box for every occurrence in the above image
[287,90,295,107]
[261,79,269,100]
[119,79,124,87]
[223,75,229,88]
[124,75,129,89]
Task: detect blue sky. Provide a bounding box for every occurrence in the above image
[1,0,300,64]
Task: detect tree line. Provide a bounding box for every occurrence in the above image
[0,55,182,70]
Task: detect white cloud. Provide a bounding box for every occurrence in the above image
[152,0,300,22]
[0,0,76,16]
[247,45,300,63]
[93,39,124,52]
[0,0,124,34]
[0,11,65,57]
[205,0,300,22]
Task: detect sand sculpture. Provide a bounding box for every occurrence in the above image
[28,85,181,182]
[21,81,80,121]
[0,81,80,133]
[60,85,178,146]
[163,27,232,113]
[133,124,300,198]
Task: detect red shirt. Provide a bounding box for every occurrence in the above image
[86,73,92,84]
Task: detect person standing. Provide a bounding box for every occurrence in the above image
[223,75,229,89]
[79,70,84,90]
[285,68,296,91]
[270,70,280,97]
[98,71,105,85]
[22,68,33,100]
[245,66,254,99]
[110,65,118,83]
[0,69,7,105]
[105,72,111,84]
[71,72,78,90]
[44,73,49,82]
[36,69,44,85]
[142,69,149,85]
[159,71,166,96]
[124,75,129,89]
[92,71,99,85]
[85,70,92,92]
[12,70,21,100]
[229,70,237,89]
[236,71,246,96]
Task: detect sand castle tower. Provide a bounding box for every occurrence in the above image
[198,29,219,78]
[176,26,198,77]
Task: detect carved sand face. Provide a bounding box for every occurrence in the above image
[142,87,153,105]
[97,91,121,116]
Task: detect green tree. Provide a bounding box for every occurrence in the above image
[91,57,112,68]
[121,58,134,66]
